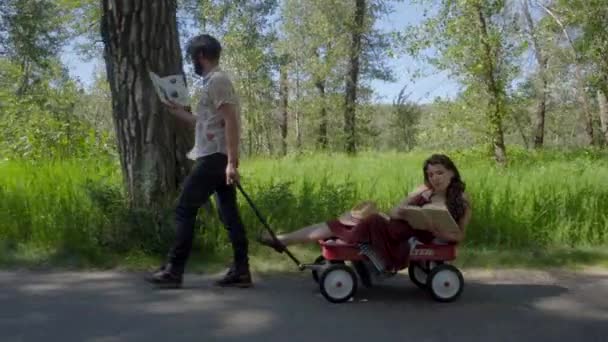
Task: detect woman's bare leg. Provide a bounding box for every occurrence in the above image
[265,222,333,246]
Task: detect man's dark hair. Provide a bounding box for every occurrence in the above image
[186,34,222,62]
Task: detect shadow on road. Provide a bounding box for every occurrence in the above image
[0,270,606,342]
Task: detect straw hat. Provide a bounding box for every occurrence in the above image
[338,201,380,226]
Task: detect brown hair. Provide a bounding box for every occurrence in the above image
[423,154,467,222]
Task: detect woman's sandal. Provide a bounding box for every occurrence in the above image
[256,234,287,253]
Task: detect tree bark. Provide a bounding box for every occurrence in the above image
[100,0,191,208]
[512,110,530,149]
[533,76,547,148]
[523,0,548,148]
[537,3,594,145]
[598,88,608,145]
[294,61,302,149]
[316,79,328,149]
[476,4,507,164]
[279,63,289,156]
[344,0,365,154]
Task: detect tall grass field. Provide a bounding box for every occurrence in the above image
[1,148,607,269]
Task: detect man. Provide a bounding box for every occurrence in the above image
[145,34,251,288]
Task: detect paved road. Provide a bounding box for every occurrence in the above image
[1,268,607,342]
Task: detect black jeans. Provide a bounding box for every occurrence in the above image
[167,153,248,275]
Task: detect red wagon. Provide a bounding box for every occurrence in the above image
[303,238,464,303]
[236,183,465,304]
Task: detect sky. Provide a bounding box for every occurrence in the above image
[59,2,461,104]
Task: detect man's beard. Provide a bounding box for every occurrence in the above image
[193,61,204,76]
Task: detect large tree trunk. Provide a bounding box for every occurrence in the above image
[316,79,328,149]
[598,88,608,145]
[344,0,365,154]
[100,0,191,208]
[279,63,288,156]
[476,5,507,164]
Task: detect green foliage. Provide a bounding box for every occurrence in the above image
[192,0,279,155]
[0,0,69,64]
[1,150,607,266]
[390,87,422,151]
[0,59,115,160]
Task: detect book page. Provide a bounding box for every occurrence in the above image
[159,74,189,107]
[396,206,432,231]
[422,207,461,234]
[148,72,169,105]
[149,72,189,107]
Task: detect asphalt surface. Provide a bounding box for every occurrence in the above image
[1,268,607,342]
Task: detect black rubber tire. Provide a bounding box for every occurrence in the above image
[319,264,358,304]
[408,261,428,289]
[312,256,344,283]
[427,264,464,303]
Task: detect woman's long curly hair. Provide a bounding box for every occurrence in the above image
[423,154,467,222]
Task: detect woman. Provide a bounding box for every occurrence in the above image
[259,154,472,271]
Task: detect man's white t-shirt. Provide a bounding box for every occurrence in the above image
[187,67,241,161]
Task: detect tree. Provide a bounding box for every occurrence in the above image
[194,0,278,156]
[391,86,421,151]
[550,0,608,146]
[0,0,111,160]
[344,0,366,154]
[522,0,549,148]
[100,0,192,208]
[0,0,69,95]
[278,57,289,155]
[278,0,396,153]
[536,1,597,145]
[404,0,520,164]
[598,90,608,144]
[278,0,350,151]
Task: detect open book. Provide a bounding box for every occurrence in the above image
[148,71,190,107]
[396,205,460,234]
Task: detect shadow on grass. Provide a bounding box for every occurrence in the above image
[0,241,229,273]
[456,247,608,269]
[1,240,607,272]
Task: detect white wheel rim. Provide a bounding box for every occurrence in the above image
[413,265,427,284]
[431,269,460,299]
[323,269,354,300]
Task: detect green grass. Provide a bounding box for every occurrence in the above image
[1,147,608,272]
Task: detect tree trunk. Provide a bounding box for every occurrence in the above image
[533,77,547,148]
[537,3,594,146]
[100,0,191,208]
[264,114,274,155]
[512,110,530,149]
[476,4,507,164]
[279,64,289,156]
[598,88,608,145]
[294,60,302,149]
[523,0,547,148]
[16,59,31,96]
[344,0,365,154]
[316,79,328,149]
[577,65,595,145]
